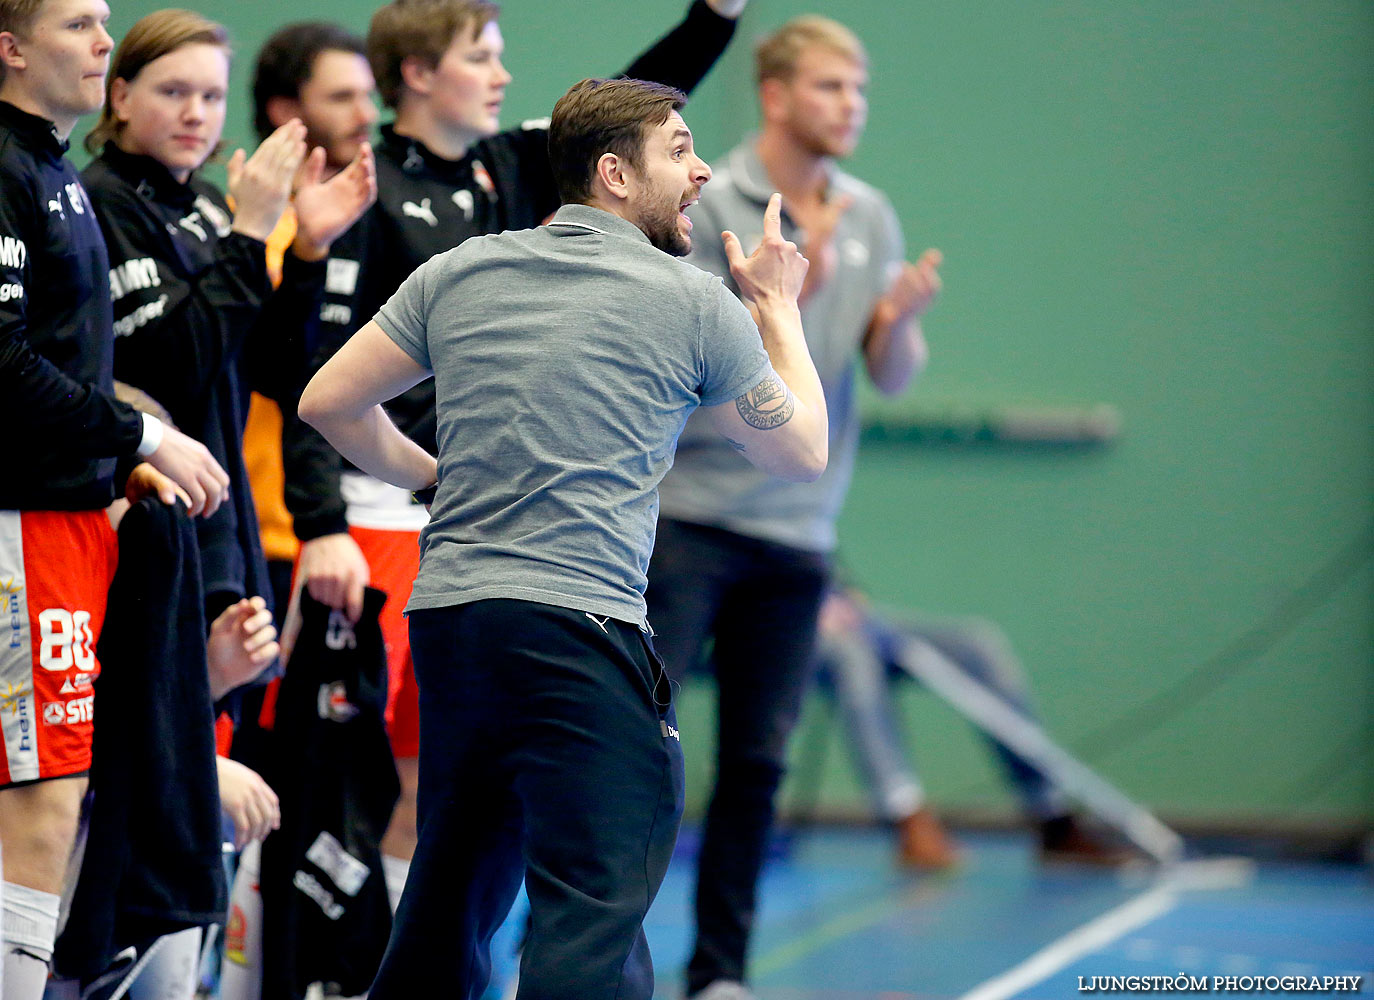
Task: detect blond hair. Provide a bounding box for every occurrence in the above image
[0,0,43,36]
[0,0,47,85]
[754,15,866,86]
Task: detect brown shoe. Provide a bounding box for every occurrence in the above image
[896,807,962,870]
[1038,814,1137,866]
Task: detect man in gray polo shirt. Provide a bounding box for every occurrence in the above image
[298,77,826,999]
[644,17,942,999]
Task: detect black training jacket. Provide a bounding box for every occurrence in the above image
[83,146,325,604]
[282,0,737,540]
[0,102,143,510]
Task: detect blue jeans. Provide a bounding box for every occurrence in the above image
[817,606,1063,821]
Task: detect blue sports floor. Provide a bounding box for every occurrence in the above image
[487,825,1373,999]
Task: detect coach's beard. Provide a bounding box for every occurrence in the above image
[637,198,693,258]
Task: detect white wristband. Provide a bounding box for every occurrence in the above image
[134,412,164,458]
[705,0,747,17]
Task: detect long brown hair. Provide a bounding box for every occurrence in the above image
[85,8,229,154]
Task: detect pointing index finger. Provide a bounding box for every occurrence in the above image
[763,192,783,240]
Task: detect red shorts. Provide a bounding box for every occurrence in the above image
[0,509,118,786]
[347,524,420,759]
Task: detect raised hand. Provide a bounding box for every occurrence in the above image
[704,0,748,17]
[292,142,378,262]
[883,249,943,321]
[723,192,810,307]
[228,119,308,243]
[798,192,853,300]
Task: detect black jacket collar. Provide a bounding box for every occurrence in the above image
[379,123,477,181]
[96,143,199,209]
[0,101,68,159]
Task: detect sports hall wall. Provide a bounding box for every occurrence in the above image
[80,0,1374,833]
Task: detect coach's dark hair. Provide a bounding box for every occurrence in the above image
[252,22,366,141]
[548,77,686,206]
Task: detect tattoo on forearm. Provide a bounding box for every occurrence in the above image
[735,375,796,430]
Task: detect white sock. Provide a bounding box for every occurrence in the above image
[128,927,204,1000]
[4,881,60,1000]
[380,854,410,914]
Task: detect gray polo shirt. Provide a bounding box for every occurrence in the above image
[659,140,904,552]
[375,203,772,627]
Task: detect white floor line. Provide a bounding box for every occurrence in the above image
[956,885,1178,1000]
[1166,856,1256,892]
[956,859,1258,1000]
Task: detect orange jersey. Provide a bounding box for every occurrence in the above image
[242,209,300,564]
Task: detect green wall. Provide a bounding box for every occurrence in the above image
[87,0,1374,829]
